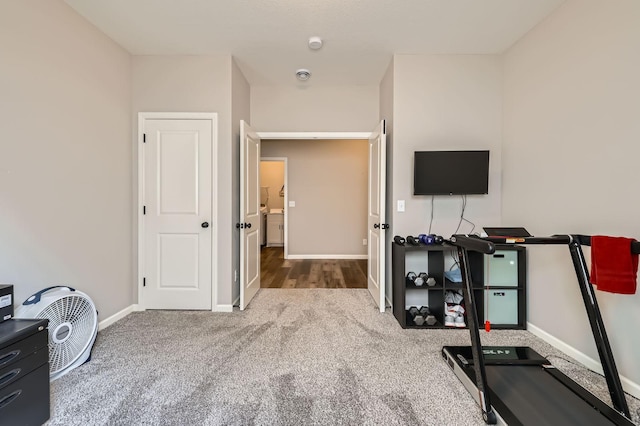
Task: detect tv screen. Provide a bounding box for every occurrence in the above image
[414,150,490,195]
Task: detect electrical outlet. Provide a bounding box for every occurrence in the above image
[363,238,367,246]
[397,200,405,212]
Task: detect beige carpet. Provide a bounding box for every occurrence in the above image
[46,289,639,425]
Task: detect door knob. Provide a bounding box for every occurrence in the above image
[246,223,252,229]
[374,223,380,229]
[201,222,209,228]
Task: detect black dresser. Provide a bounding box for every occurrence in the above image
[0,319,49,426]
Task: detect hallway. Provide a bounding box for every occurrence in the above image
[260,247,367,288]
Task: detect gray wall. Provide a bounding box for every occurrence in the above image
[261,140,369,257]
[132,55,236,309]
[260,161,285,210]
[251,85,379,132]
[391,55,503,243]
[503,0,640,387]
[0,1,132,320]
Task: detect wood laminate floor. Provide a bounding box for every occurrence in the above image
[260,247,368,288]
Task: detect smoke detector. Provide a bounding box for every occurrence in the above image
[295,69,311,81]
[308,36,323,50]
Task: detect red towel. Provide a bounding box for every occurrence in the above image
[590,236,638,294]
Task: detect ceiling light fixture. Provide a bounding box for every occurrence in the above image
[308,36,323,50]
[295,68,311,81]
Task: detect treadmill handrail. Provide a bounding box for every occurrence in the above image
[481,234,640,254]
[449,235,496,254]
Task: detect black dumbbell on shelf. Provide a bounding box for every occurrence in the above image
[419,306,438,326]
[406,271,436,287]
[394,234,444,246]
[408,306,424,325]
[408,306,437,326]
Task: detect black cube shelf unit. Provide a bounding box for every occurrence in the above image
[392,241,526,330]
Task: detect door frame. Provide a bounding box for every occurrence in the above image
[257,132,384,304]
[137,112,219,311]
[259,157,288,257]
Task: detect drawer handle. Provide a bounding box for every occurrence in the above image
[0,390,22,410]
[0,369,21,388]
[493,254,505,258]
[0,350,20,368]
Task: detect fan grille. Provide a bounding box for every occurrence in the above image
[37,295,97,375]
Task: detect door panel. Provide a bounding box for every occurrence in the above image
[159,135,199,213]
[367,120,386,312]
[143,118,212,310]
[240,120,261,310]
[158,234,199,288]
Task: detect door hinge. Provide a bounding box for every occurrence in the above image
[143,277,146,287]
[143,133,146,143]
[143,206,146,215]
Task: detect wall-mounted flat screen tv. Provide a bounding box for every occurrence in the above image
[414,150,490,195]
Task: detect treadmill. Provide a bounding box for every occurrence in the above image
[442,234,637,425]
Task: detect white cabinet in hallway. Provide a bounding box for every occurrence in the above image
[266,212,284,247]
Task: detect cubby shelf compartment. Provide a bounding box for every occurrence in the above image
[392,242,527,330]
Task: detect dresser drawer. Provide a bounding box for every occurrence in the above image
[0,330,48,372]
[0,347,48,392]
[0,363,50,426]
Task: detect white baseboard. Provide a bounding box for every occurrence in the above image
[214,304,233,312]
[98,304,137,331]
[287,254,367,260]
[527,322,640,399]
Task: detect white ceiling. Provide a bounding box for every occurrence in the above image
[64,0,565,87]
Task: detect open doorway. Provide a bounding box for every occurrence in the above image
[259,139,369,289]
[240,124,387,311]
[260,158,287,251]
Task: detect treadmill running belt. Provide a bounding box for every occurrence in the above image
[486,365,616,426]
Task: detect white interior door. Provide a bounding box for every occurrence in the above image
[142,116,213,310]
[240,120,261,310]
[367,120,387,312]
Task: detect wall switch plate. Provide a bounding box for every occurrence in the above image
[288,201,295,207]
[363,239,367,246]
[397,200,405,212]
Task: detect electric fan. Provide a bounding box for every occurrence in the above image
[15,286,98,381]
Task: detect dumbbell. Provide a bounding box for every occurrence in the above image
[394,235,406,245]
[414,272,427,286]
[419,234,435,245]
[406,272,418,285]
[425,274,437,287]
[408,306,426,326]
[408,306,422,325]
[406,235,420,246]
[414,272,436,287]
[419,306,438,326]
